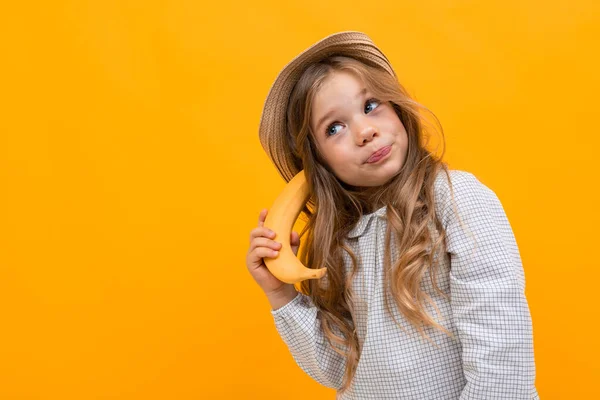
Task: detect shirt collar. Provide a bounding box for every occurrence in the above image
[346,206,387,239]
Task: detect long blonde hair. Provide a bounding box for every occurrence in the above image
[286,55,466,394]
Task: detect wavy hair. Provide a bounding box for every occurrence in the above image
[285,55,469,395]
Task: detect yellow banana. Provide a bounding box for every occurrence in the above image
[263,169,327,284]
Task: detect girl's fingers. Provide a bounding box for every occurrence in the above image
[290,231,300,246]
[250,226,276,242]
[258,208,267,227]
[247,247,280,270]
[290,231,300,256]
[249,237,282,253]
[256,246,279,258]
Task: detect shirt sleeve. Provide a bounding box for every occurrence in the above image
[439,172,537,399]
[271,291,347,389]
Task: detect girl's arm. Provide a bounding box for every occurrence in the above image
[437,171,538,399]
[271,291,347,390]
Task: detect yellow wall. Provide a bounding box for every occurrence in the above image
[1,1,598,398]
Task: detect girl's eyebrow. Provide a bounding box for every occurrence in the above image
[316,88,368,130]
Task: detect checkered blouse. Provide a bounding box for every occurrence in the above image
[271,170,539,399]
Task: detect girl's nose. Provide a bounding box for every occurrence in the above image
[355,125,377,145]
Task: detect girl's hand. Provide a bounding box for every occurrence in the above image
[246,208,300,297]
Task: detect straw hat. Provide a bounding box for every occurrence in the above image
[258,31,398,183]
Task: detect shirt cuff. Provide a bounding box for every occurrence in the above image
[270,291,304,317]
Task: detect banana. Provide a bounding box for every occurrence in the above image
[263,169,327,284]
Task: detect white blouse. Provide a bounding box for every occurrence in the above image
[271,169,539,399]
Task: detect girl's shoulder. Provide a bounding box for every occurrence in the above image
[433,168,500,225]
[434,168,493,200]
[434,168,477,194]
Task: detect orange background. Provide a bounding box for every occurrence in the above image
[1,1,598,399]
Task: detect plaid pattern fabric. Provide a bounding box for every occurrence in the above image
[271,170,539,399]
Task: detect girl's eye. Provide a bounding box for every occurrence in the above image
[325,123,342,137]
[324,98,381,137]
[365,98,380,113]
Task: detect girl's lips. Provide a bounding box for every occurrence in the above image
[366,145,391,163]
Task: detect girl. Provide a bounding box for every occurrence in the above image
[246,31,538,399]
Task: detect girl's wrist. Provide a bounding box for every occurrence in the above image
[266,285,298,310]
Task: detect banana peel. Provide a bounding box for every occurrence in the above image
[263,170,327,284]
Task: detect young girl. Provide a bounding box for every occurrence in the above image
[246,31,538,399]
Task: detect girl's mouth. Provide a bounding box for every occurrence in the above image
[366,145,391,163]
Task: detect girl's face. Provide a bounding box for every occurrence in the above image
[310,71,408,188]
